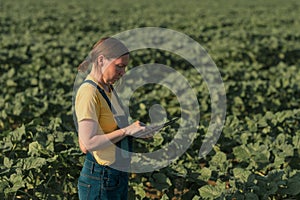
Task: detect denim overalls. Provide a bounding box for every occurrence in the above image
[77,152,129,200]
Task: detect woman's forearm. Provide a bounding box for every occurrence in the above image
[78,119,126,151]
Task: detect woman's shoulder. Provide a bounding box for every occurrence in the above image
[76,83,101,103]
[77,82,98,94]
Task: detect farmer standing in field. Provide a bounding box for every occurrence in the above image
[74,37,154,200]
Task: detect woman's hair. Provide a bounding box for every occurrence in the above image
[78,37,129,72]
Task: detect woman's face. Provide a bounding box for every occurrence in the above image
[102,54,129,84]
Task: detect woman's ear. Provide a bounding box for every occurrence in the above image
[97,55,105,67]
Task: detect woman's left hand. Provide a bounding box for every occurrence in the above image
[133,124,163,139]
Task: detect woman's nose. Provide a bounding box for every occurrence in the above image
[119,68,126,76]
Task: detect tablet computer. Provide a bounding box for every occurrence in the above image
[135,117,179,137]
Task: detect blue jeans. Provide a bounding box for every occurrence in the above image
[77,153,129,200]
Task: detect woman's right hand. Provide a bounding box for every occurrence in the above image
[123,121,147,136]
[79,139,88,154]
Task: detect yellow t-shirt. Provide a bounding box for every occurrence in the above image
[75,74,118,165]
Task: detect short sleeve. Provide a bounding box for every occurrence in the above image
[75,84,101,123]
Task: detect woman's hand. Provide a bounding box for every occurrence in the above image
[123,121,160,138]
[122,121,146,136]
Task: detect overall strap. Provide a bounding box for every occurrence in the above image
[82,80,115,113]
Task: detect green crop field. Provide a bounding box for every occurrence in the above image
[1,0,300,199]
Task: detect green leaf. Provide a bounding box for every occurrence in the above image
[6,68,15,78]
[282,173,300,195]
[199,184,223,199]
[6,80,17,87]
[233,145,250,162]
[49,117,62,130]
[275,134,286,146]
[171,162,187,176]
[192,196,201,200]
[6,174,25,193]
[240,132,250,144]
[210,151,227,166]
[257,118,268,128]
[150,172,172,191]
[292,135,300,148]
[132,183,146,199]
[275,110,294,123]
[47,155,59,163]
[252,145,270,164]
[10,124,26,142]
[152,132,164,146]
[0,179,10,193]
[28,141,43,156]
[17,157,47,170]
[233,168,252,183]
[200,167,212,181]
[3,157,13,168]
[273,155,285,166]
[161,193,169,200]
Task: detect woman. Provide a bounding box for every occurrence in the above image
[75,37,152,200]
